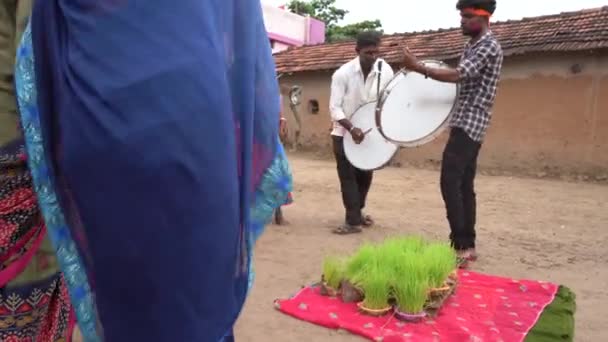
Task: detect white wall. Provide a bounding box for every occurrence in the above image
[262,3,308,43]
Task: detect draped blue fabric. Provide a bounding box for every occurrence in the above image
[15,0,290,341]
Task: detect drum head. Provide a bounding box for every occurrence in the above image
[378,60,458,147]
[344,102,399,171]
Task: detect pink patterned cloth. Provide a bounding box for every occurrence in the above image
[275,270,558,342]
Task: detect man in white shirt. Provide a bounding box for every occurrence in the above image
[329,31,393,235]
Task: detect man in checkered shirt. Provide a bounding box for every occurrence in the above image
[401,0,503,265]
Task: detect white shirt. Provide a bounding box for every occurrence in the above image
[329,57,394,136]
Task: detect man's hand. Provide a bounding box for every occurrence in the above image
[401,45,423,72]
[350,127,365,144]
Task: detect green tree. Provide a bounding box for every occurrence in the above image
[286,0,383,42]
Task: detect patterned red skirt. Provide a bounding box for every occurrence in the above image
[0,141,74,341]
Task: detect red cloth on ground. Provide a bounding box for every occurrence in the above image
[275,270,558,342]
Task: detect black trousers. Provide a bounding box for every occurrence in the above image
[440,128,481,251]
[332,136,373,226]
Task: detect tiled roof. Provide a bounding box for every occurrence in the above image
[275,7,608,73]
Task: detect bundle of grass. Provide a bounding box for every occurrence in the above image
[357,266,392,316]
[321,256,344,296]
[379,237,403,253]
[373,244,399,276]
[341,244,380,303]
[376,240,407,304]
[422,243,457,291]
[392,255,429,321]
[383,236,426,254]
[344,243,377,281]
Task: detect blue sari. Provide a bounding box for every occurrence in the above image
[15,0,291,341]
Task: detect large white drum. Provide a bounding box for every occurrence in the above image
[377,60,459,147]
[343,102,398,171]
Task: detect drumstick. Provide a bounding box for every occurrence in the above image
[363,128,373,136]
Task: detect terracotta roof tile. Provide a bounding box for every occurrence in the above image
[275,7,608,73]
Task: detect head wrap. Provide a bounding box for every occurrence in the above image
[456,0,497,16]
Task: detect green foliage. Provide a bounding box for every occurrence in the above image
[286,0,383,42]
[382,236,426,254]
[326,20,383,42]
[423,243,457,288]
[392,255,429,314]
[322,256,344,289]
[358,266,391,310]
[287,0,347,29]
[344,243,376,282]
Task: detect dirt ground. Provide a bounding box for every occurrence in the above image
[234,154,608,342]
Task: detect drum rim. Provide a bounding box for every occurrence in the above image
[344,101,399,171]
[375,59,460,147]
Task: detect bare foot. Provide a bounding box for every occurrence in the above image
[467,248,478,261]
[456,249,472,259]
[456,249,471,268]
[456,249,478,268]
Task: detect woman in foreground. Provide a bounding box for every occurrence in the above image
[15,0,291,341]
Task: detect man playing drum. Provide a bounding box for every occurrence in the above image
[329,31,393,235]
[400,0,503,263]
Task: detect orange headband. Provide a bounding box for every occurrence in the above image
[462,7,492,17]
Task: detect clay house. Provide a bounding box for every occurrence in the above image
[274,7,608,179]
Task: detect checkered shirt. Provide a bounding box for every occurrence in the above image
[451,31,504,143]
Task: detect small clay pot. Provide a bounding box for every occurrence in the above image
[357,302,392,317]
[425,278,457,314]
[395,309,426,322]
[340,280,364,303]
[428,283,451,297]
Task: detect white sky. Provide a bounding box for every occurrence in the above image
[263,0,608,33]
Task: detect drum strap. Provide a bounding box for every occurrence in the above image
[376,60,383,100]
